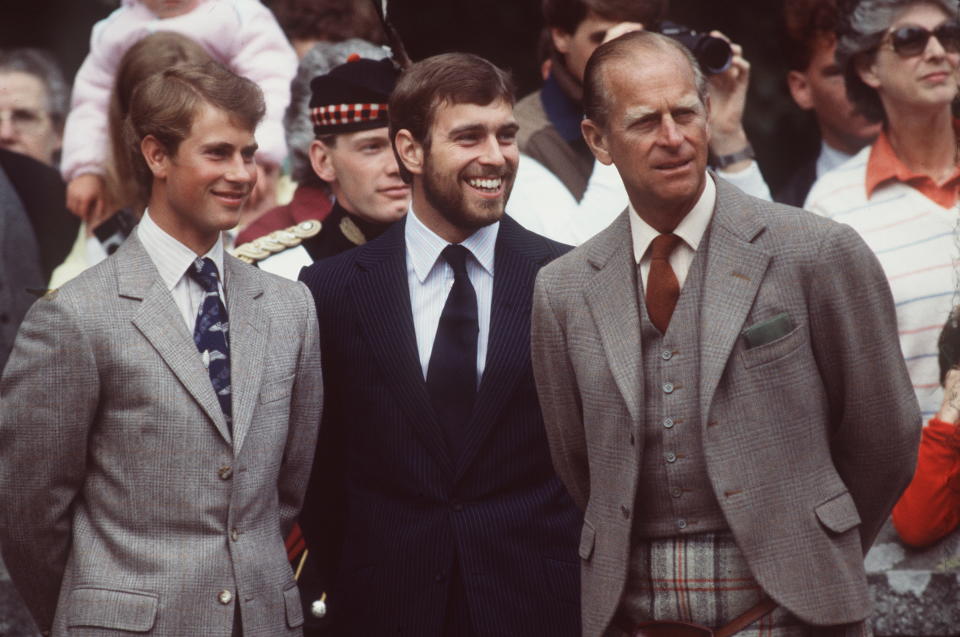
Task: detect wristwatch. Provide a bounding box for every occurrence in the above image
[712,143,755,170]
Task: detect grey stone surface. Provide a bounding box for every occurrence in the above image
[867,520,960,636]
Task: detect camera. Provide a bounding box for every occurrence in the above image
[658,21,732,75]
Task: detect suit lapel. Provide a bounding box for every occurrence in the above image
[224,255,265,454]
[121,234,232,444]
[584,211,644,424]
[455,217,543,479]
[698,179,771,421]
[353,221,454,475]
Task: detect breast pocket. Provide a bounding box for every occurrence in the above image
[739,325,805,369]
[260,374,295,404]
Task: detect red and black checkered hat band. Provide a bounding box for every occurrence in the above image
[311,103,389,134]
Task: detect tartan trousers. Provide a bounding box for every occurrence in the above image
[604,532,871,637]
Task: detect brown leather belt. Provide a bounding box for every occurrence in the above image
[612,597,779,637]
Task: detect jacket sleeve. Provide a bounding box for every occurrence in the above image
[0,292,100,631]
[230,0,297,166]
[60,17,120,182]
[807,221,922,552]
[892,417,960,547]
[277,282,323,538]
[531,271,590,511]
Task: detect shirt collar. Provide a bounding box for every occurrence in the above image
[865,120,960,207]
[816,140,854,178]
[629,172,716,264]
[138,209,226,291]
[405,205,499,283]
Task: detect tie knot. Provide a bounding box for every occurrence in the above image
[650,233,682,261]
[188,257,221,292]
[441,244,471,278]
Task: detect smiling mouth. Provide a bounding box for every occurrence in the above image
[212,190,247,205]
[655,158,692,171]
[466,176,505,194]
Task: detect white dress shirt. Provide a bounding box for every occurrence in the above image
[137,209,226,331]
[629,173,717,292]
[405,207,498,383]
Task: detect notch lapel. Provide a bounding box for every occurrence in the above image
[121,235,232,444]
[583,211,644,424]
[698,181,771,421]
[455,218,542,479]
[353,222,453,475]
[224,256,266,454]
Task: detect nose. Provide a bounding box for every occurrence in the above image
[477,134,507,167]
[0,114,16,141]
[225,155,256,184]
[657,115,684,148]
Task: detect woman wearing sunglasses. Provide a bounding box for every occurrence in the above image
[806,0,960,427]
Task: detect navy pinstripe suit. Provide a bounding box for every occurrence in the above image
[298,215,581,636]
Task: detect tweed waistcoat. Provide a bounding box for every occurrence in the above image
[632,230,727,538]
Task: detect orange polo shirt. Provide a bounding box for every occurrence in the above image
[865,121,960,208]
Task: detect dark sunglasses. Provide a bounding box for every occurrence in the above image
[884,21,960,57]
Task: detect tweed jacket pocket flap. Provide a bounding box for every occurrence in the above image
[261,374,296,404]
[739,322,803,369]
[579,519,596,560]
[66,587,158,631]
[283,583,304,628]
[814,491,862,534]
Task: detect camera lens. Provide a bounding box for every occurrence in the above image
[695,36,732,74]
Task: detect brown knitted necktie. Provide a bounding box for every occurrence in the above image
[646,233,683,333]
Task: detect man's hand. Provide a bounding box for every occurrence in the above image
[66,173,107,227]
[937,368,960,424]
[706,32,753,173]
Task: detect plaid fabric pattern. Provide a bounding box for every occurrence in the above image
[310,102,388,128]
[606,533,871,637]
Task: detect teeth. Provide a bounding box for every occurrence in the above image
[468,177,502,190]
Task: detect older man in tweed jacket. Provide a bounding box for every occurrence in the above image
[531,31,919,637]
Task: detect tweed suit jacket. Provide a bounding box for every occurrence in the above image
[0,231,323,636]
[297,215,583,636]
[531,177,921,637]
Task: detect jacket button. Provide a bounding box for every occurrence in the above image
[218,466,233,480]
[621,504,631,519]
[670,486,682,498]
[665,451,677,463]
[662,417,674,429]
[218,589,233,604]
[661,350,673,360]
[677,519,687,530]
[230,528,240,541]
[662,382,674,394]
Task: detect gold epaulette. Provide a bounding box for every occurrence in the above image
[231,220,322,264]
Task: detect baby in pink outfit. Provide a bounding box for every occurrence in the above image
[63,0,296,223]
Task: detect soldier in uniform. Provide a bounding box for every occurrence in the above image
[233,57,408,278]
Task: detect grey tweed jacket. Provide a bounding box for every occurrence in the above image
[0,231,323,636]
[531,177,920,636]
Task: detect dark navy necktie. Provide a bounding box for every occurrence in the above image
[426,245,478,460]
[188,257,232,431]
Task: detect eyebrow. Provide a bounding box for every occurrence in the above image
[448,121,519,137]
[200,141,259,154]
[622,95,702,125]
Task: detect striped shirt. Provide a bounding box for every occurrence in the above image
[405,207,498,383]
[805,146,960,419]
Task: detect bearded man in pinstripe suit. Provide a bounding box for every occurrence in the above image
[298,52,581,636]
[531,31,920,637]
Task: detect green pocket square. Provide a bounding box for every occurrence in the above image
[741,312,795,349]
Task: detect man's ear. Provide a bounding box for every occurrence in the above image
[856,56,881,89]
[394,129,424,176]
[580,118,613,165]
[787,69,814,110]
[141,135,170,179]
[550,27,572,55]
[309,139,336,183]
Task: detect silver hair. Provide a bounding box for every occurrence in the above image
[0,48,70,130]
[285,38,390,184]
[583,30,709,128]
[838,0,960,122]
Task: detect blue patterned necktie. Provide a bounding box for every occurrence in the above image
[188,257,232,431]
